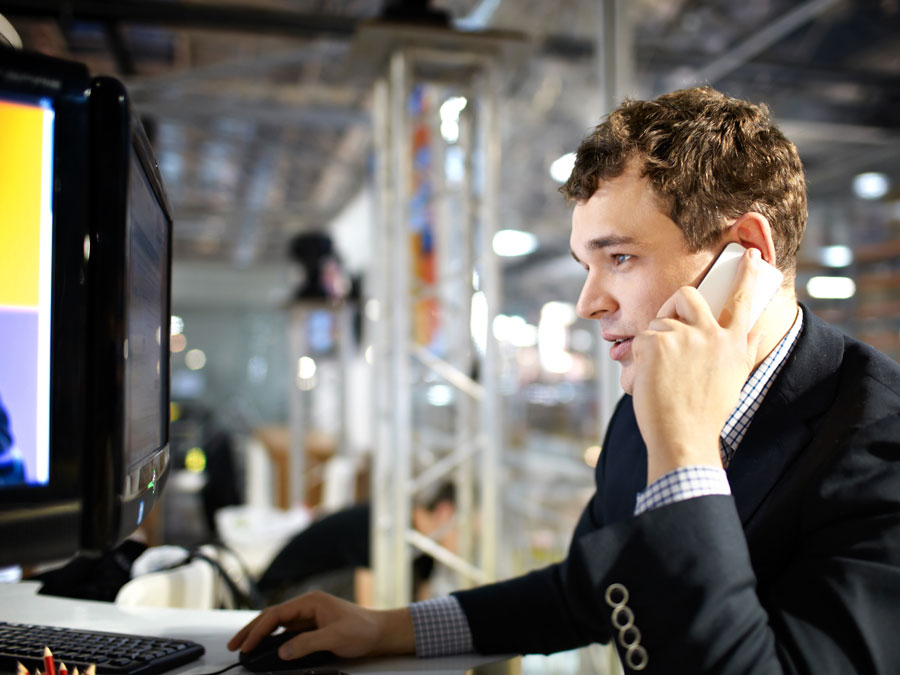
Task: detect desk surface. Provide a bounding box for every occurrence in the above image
[0,582,514,675]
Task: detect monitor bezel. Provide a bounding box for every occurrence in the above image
[80,75,173,552]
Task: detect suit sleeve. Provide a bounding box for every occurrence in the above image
[574,432,900,675]
[450,396,642,656]
[452,494,613,656]
[457,413,900,674]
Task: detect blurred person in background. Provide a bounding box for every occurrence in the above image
[257,483,456,606]
[0,395,25,486]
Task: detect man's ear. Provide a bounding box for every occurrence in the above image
[729,212,777,266]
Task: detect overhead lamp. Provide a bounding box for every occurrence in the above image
[549,152,576,184]
[492,229,538,257]
[818,245,853,268]
[852,172,890,200]
[807,276,855,300]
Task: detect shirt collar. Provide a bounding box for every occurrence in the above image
[720,307,804,465]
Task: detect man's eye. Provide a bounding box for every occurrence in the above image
[613,253,632,265]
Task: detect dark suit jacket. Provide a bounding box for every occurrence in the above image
[453,305,900,673]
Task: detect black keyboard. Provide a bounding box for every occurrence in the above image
[0,621,205,675]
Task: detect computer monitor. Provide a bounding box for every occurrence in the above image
[0,49,173,566]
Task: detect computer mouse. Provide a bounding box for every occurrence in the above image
[238,629,338,672]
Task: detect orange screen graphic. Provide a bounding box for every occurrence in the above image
[0,100,46,308]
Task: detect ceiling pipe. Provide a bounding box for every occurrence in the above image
[671,0,843,89]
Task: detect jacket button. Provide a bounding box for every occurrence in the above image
[618,624,641,648]
[626,644,649,671]
[604,582,629,607]
[611,604,634,631]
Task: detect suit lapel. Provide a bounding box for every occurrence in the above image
[596,395,648,525]
[726,306,844,526]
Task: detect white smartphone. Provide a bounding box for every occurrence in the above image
[696,243,783,330]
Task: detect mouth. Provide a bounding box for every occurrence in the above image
[605,335,633,361]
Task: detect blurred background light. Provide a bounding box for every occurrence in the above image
[297,355,317,379]
[852,172,890,200]
[549,152,576,184]
[426,384,454,407]
[170,333,187,353]
[538,302,576,374]
[185,348,207,370]
[439,96,467,143]
[493,229,538,257]
[807,276,856,299]
[171,315,184,335]
[818,245,853,268]
[471,291,488,354]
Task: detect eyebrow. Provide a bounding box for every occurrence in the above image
[570,235,640,263]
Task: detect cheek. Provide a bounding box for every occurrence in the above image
[632,280,671,316]
[647,266,693,307]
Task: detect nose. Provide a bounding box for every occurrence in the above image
[576,270,617,320]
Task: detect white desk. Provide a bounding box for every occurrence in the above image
[0,583,516,675]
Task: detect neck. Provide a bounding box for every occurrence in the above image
[753,291,799,369]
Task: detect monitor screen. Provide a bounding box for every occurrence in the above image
[0,91,54,489]
[121,137,171,528]
[0,50,173,566]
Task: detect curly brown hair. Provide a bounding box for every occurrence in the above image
[561,86,807,274]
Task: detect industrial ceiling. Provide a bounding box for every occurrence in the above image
[2,0,899,314]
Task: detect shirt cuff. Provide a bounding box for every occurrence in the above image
[633,465,731,516]
[409,595,475,657]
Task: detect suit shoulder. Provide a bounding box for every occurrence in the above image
[839,332,900,406]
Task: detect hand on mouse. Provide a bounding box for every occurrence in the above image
[227,591,416,661]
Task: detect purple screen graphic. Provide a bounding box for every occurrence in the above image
[0,308,40,484]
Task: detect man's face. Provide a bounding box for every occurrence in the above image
[570,164,719,394]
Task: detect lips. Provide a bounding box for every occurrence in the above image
[605,334,634,361]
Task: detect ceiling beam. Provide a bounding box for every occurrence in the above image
[779,119,900,147]
[670,0,843,89]
[134,97,368,127]
[0,0,359,39]
[125,43,349,95]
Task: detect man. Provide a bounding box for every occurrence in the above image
[229,87,900,673]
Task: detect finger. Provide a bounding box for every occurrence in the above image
[279,629,331,660]
[227,615,264,651]
[237,602,314,653]
[657,286,716,327]
[718,248,762,334]
[646,317,682,333]
[234,612,282,653]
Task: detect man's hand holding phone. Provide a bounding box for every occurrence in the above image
[631,247,772,484]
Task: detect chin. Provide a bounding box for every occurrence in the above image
[620,369,635,396]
